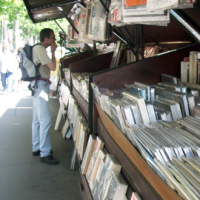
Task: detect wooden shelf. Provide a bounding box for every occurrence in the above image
[72,87,89,121]
[96,103,182,200]
[79,172,93,200]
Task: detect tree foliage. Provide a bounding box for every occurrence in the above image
[0,0,25,21]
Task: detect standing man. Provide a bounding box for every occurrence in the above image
[32,28,58,165]
[0,45,18,93]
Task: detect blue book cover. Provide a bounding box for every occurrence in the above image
[66,128,72,139]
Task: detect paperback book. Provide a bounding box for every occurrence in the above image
[86,137,104,182]
[81,135,96,174]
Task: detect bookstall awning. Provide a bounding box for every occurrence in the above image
[23,0,76,23]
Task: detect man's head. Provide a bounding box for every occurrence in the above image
[40,28,56,48]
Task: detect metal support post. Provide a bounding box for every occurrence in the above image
[54,20,68,37]
[93,40,97,56]
[99,0,109,13]
[113,30,127,44]
[140,25,144,60]
[117,27,138,61]
[124,26,141,56]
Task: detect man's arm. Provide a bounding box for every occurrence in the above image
[46,42,57,71]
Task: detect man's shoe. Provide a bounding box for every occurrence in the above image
[40,155,59,165]
[32,149,53,156]
[32,150,40,156]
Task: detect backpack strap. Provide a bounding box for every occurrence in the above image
[32,43,42,89]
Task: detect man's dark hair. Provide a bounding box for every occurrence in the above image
[40,28,54,42]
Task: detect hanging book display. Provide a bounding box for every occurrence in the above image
[78,8,86,43]
[68,25,74,41]
[122,2,170,26]
[147,0,194,12]
[108,0,123,26]
[84,2,93,40]
[107,0,195,26]
[67,14,80,48]
[87,0,112,41]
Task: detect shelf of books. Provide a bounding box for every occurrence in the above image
[69,52,114,121]
[58,43,200,200]
[59,83,93,200]
[61,51,93,88]
[90,43,200,200]
[96,105,181,200]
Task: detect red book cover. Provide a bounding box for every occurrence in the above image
[125,0,146,7]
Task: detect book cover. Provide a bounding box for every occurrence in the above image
[68,24,74,40]
[125,0,146,7]
[181,61,189,83]
[197,61,200,84]
[110,41,122,68]
[86,137,105,182]
[78,120,88,159]
[194,106,200,117]
[103,171,128,200]
[81,135,96,174]
[91,159,105,197]
[66,128,72,139]
[75,118,83,150]
[88,1,96,39]
[122,91,150,124]
[61,119,69,139]
[189,52,198,84]
[63,86,70,107]
[84,2,92,39]
[130,192,142,200]
[89,150,106,189]
[78,8,87,43]
[93,154,122,200]
[74,115,82,142]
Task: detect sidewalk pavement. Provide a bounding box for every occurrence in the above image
[0,87,81,200]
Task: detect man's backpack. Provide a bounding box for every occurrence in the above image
[19,43,42,82]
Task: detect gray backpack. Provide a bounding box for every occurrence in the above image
[19,43,42,81]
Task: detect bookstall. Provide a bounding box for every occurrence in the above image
[90,43,200,200]
[61,51,93,86]
[70,52,113,119]
[23,0,200,199]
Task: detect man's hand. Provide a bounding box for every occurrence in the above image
[51,42,57,53]
[47,42,57,71]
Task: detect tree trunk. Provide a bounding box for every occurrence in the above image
[29,36,33,45]
[0,21,3,55]
[13,15,19,50]
[26,29,29,44]
[3,21,8,45]
[33,35,38,44]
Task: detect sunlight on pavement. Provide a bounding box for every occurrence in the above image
[0,86,32,118]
